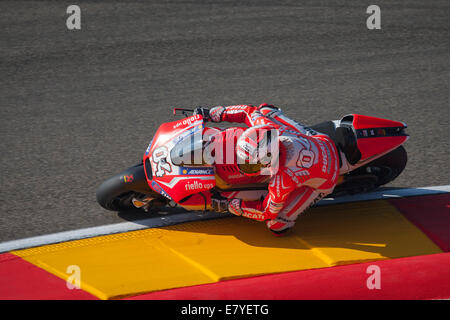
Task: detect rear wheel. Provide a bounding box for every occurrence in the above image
[331,146,407,197]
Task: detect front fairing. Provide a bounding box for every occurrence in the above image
[142,115,217,203]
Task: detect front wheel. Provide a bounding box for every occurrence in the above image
[96,163,166,211]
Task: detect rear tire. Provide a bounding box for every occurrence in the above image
[359,145,408,187]
[331,146,407,197]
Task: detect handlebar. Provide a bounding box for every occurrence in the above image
[173,107,210,120]
[173,108,194,117]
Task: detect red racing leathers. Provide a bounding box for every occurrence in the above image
[211,104,340,235]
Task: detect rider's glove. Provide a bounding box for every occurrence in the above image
[211,194,229,213]
[209,106,225,123]
[193,106,211,121]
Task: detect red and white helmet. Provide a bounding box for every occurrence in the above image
[236,125,279,176]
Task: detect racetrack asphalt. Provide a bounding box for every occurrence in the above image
[1,0,449,242]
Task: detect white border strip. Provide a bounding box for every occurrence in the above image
[318,185,450,206]
[0,185,449,253]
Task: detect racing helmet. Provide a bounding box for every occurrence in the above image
[236,125,279,176]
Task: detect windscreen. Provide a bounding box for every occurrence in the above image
[170,133,205,166]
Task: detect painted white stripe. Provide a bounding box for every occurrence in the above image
[0,185,448,253]
[318,185,450,206]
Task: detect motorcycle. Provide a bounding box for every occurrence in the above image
[96,108,408,213]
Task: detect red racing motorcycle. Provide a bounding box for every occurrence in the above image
[96,108,408,213]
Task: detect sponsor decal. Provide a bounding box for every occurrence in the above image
[227,173,245,179]
[317,139,333,174]
[242,212,265,221]
[151,181,172,200]
[152,146,172,177]
[172,114,201,129]
[123,175,134,183]
[180,167,214,175]
[184,180,214,191]
[317,140,328,173]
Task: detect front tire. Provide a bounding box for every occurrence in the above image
[96,163,162,211]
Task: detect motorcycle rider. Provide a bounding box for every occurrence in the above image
[202,103,340,236]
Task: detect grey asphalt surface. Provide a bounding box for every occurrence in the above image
[1,0,449,242]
